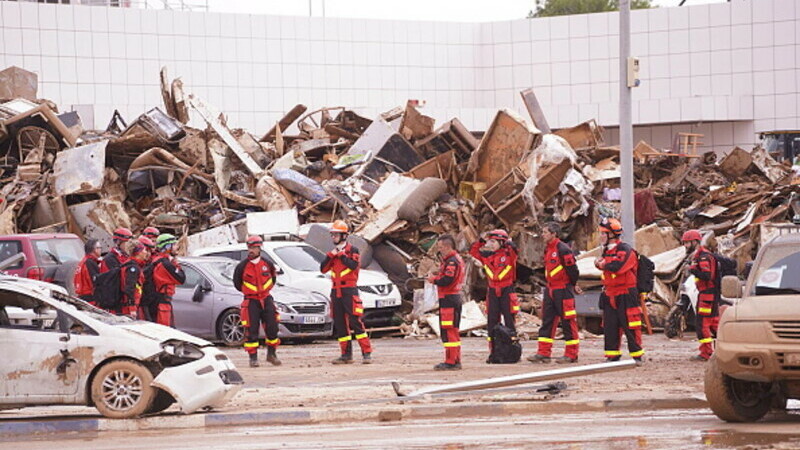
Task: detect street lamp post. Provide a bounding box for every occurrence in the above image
[619,0,635,245]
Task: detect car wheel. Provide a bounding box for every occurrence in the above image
[217,308,245,347]
[664,303,686,339]
[146,389,176,415]
[704,355,773,422]
[91,360,156,419]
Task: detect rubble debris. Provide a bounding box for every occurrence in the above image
[3,67,799,341]
[0,66,37,101]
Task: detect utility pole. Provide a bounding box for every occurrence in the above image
[619,0,635,245]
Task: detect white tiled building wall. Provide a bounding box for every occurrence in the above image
[0,0,798,155]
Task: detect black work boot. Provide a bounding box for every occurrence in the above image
[266,346,282,366]
[555,356,578,364]
[362,352,373,364]
[434,362,462,371]
[527,354,551,364]
[634,357,644,367]
[332,354,354,364]
[249,353,260,368]
[690,355,709,362]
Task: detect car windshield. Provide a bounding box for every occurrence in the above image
[274,245,325,272]
[33,238,83,265]
[48,291,133,324]
[752,245,800,296]
[202,260,237,286]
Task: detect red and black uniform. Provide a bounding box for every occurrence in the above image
[234,256,280,355]
[74,255,100,305]
[120,257,146,318]
[321,244,372,357]
[469,240,519,350]
[100,247,127,273]
[151,254,186,327]
[597,241,644,360]
[536,238,580,359]
[689,246,719,359]
[432,250,466,366]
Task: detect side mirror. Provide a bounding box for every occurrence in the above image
[275,265,284,275]
[201,280,213,292]
[743,261,754,280]
[721,275,742,299]
[192,284,206,302]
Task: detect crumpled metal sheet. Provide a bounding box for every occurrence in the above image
[53,140,107,196]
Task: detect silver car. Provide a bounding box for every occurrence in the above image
[173,257,332,346]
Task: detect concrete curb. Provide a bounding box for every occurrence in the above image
[0,397,708,438]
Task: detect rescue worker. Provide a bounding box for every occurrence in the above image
[234,236,281,368]
[150,234,186,327]
[428,234,465,371]
[594,218,645,365]
[529,222,582,364]
[74,239,102,305]
[141,226,160,241]
[120,239,151,318]
[682,229,719,361]
[321,220,373,365]
[100,227,133,273]
[469,229,520,361]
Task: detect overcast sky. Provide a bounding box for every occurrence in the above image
[208,0,729,22]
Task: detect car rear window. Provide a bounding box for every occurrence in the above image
[752,246,800,296]
[33,239,83,265]
[0,241,23,270]
[274,245,325,272]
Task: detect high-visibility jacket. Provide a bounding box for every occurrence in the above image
[320,244,360,295]
[689,246,718,292]
[233,257,277,300]
[597,241,638,296]
[74,255,100,297]
[469,241,517,289]
[100,247,128,273]
[544,238,579,290]
[151,254,186,300]
[433,250,465,298]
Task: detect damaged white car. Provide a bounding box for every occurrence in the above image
[0,276,243,419]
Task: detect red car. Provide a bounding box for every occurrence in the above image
[0,233,84,291]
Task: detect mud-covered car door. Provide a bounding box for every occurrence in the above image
[0,292,81,400]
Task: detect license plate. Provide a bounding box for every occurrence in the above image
[786,353,800,366]
[376,299,396,308]
[303,316,325,324]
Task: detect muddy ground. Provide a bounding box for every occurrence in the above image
[223,333,705,411]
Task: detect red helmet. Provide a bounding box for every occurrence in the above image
[138,236,155,249]
[486,229,509,242]
[330,220,349,234]
[599,218,623,236]
[681,230,702,242]
[246,235,263,247]
[113,227,133,242]
[142,227,160,239]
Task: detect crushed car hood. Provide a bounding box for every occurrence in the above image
[117,321,212,347]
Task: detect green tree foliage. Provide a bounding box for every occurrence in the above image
[529,0,654,18]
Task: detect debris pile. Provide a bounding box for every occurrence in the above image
[2,65,799,337]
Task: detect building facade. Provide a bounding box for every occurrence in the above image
[1,0,798,153]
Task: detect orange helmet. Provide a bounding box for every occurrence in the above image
[599,218,623,236]
[681,230,702,242]
[138,235,155,250]
[142,227,160,239]
[113,227,133,242]
[330,220,349,234]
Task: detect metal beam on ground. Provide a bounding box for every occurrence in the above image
[398,360,637,397]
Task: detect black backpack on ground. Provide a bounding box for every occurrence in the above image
[487,323,522,364]
[636,253,655,293]
[93,267,122,310]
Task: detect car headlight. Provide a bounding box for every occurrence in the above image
[161,340,204,361]
[275,302,293,313]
